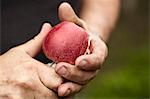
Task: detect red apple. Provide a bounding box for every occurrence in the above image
[42,21,89,64]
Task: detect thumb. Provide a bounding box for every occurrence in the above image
[18,23,52,57]
[58,2,88,30]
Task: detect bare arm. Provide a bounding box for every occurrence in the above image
[80,0,120,42]
[55,2,120,97]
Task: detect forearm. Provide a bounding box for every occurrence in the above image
[80,0,120,42]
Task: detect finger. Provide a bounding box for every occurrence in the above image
[76,36,108,71]
[58,2,88,30]
[55,62,97,84]
[58,82,82,97]
[34,60,63,90]
[35,81,58,99]
[18,23,52,57]
[32,67,59,99]
[33,84,58,99]
[34,89,58,99]
[9,60,57,99]
[90,35,108,56]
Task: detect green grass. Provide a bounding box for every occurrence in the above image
[75,42,149,99]
[75,1,149,98]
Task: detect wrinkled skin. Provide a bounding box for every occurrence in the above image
[54,3,108,97]
[0,2,108,99]
[0,24,62,99]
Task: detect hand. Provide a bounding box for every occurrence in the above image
[54,3,108,97]
[0,23,63,99]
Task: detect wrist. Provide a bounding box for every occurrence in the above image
[88,26,108,43]
[81,18,111,43]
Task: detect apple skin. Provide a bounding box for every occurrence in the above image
[42,21,88,64]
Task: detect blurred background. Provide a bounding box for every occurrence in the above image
[1,0,149,98]
[76,0,149,98]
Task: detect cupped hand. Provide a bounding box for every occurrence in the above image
[55,2,108,97]
[0,23,63,99]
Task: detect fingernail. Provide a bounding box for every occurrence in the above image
[57,66,67,76]
[64,89,71,96]
[79,60,87,66]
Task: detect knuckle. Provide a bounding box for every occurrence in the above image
[61,66,73,79]
[51,82,62,91]
[92,55,101,67]
[14,77,33,90]
[15,76,35,91]
[77,73,93,85]
[52,79,63,89]
[14,62,36,90]
[23,61,36,71]
[96,53,105,66]
[68,67,79,80]
[64,67,87,84]
[66,70,73,79]
[16,81,33,90]
[80,72,97,84]
[49,73,63,90]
